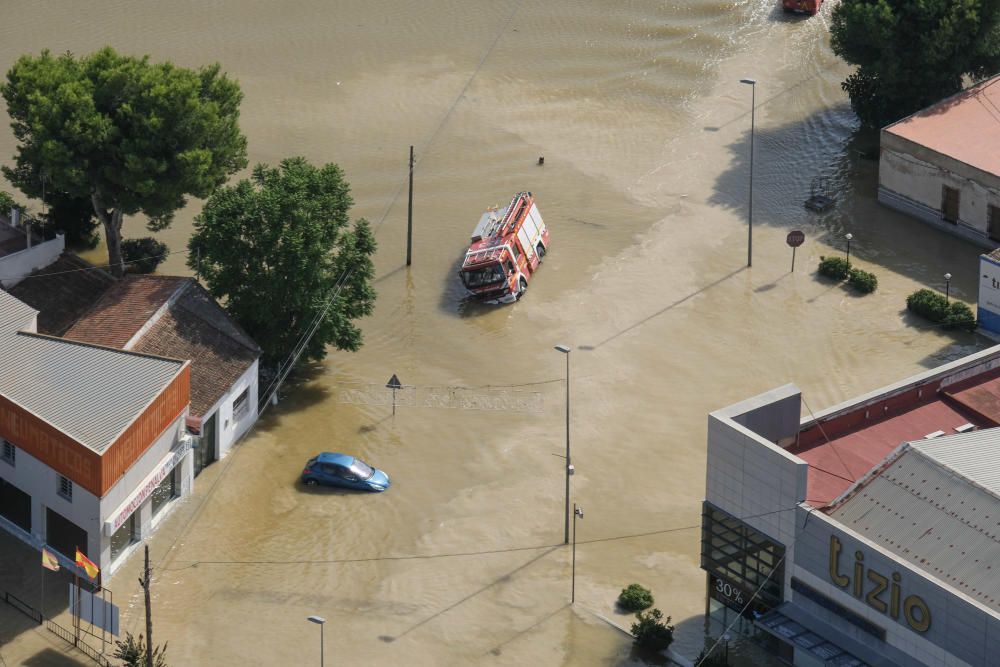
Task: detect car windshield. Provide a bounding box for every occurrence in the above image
[461,264,504,288]
[349,459,374,479]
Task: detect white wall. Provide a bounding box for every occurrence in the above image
[0,234,64,288]
[0,412,194,576]
[878,140,1000,247]
[0,439,100,561]
[205,359,259,460]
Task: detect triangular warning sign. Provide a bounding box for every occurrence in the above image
[386,374,402,390]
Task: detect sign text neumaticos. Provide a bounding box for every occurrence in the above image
[828,535,931,633]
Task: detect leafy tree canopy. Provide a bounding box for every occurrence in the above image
[831,0,1000,128]
[2,47,247,275]
[188,157,377,366]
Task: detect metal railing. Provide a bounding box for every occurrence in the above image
[2,588,114,667]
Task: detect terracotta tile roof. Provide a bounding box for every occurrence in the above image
[884,75,1000,177]
[131,283,259,416]
[8,253,115,335]
[63,275,188,348]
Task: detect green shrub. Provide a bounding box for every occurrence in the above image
[617,583,654,612]
[122,237,169,274]
[906,289,950,322]
[943,301,977,332]
[630,608,674,652]
[848,268,878,293]
[818,255,850,280]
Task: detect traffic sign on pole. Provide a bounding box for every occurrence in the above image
[386,374,402,415]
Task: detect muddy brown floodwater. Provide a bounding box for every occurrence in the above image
[0,1,991,665]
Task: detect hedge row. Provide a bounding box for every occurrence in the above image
[906,289,976,331]
[818,256,878,294]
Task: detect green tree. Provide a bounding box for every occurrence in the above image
[2,47,247,276]
[188,157,377,366]
[113,632,168,667]
[830,0,1000,128]
[630,608,675,652]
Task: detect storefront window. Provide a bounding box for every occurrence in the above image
[701,502,785,612]
[110,513,138,561]
[150,468,176,517]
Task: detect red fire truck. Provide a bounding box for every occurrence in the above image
[783,0,821,14]
[458,192,549,304]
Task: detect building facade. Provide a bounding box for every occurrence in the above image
[703,347,1000,666]
[61,275,260,472]
[0,290,194,578]
[878,76,1000,248]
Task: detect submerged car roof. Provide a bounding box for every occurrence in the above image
[316,452,355,465]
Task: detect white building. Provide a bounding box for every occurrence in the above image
[0,209,64,289]
[0,290,194,578]
[60,275,261,472]
[879,76,1000,248]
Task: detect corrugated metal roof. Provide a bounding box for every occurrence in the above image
[912,428,1000,494]
[0,289,38,334]
[0,331,184,453]
[830,431,1000,612]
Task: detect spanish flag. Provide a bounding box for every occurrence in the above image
[41,547,60,572]
[75,547,99,580]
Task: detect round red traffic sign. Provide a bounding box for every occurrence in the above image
[786,230,805,248]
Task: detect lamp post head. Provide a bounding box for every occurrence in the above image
[723,632,732,642]
[307,616,326,625]
[845,233,853,241]
[554,344,571,354]
[575,506,584,518]
[740,78,756,86]
[945,273,952,281]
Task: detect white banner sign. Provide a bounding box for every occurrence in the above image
[104,448,183,536]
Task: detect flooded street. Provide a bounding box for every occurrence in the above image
[0,0,991,665]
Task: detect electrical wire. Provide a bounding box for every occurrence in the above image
[694,554,786,667]
[0,247,190,281]
[162,504,804,569]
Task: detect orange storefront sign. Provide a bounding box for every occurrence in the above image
[0,364,190,497]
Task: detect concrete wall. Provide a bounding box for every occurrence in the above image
[0,234,64,288]
[794,509,1000,667]
[878,132,1000,248]
[706,383,810,594]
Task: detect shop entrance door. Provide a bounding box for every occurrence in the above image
[195,413,218,477]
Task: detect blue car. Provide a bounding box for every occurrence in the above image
[301,452,390,492]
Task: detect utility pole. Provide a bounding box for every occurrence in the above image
[407,145,414,266]
[139,545,153,667]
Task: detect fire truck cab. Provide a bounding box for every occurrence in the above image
[459,192,549,304]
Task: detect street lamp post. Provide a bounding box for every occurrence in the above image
[723,632,732,664]
[845,233,853,270]
[740,78,757,268]
[554,344,572,544]
[945,272,952,303]
[572,504,583,603]
[307,615,326,667]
